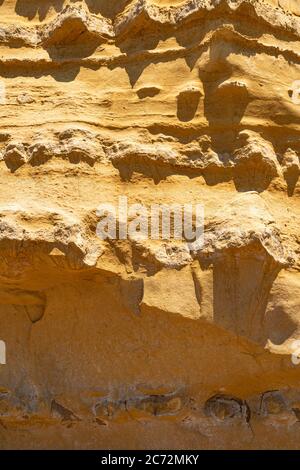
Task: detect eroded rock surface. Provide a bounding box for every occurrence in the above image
[0,0,299,449]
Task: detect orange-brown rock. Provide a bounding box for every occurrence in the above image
[0,0,299,449]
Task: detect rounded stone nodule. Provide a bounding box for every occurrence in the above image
[204,394,250,423]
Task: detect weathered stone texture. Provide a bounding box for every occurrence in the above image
[0,0,299,449]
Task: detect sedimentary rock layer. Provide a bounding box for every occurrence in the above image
[0,0,299,449]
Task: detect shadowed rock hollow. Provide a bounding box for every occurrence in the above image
[0,0,299,449]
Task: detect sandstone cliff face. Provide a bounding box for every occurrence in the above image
[0,0,299,449]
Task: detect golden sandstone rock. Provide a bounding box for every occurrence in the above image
[0,0,299,449]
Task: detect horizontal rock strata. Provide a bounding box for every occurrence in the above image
[0,0,299,450]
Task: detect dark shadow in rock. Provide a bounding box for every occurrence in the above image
[233,171,275,193]
[260,390,288,416]
[211,244,282,345]
[115,22,202,89]
[112,157,234,186]
[15,0,64,21]
[202,166,232,186]
[117,26,161,54]
[119,277,144,315]
[4,145,27,173]
[177,87,201,122]
[284,170,299,197]
[272,113,300,127]
[25,303,45,324]
[45,36,104,60]
[147,123,210,145]
[112,158,201,185]
[204,394,250,423]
